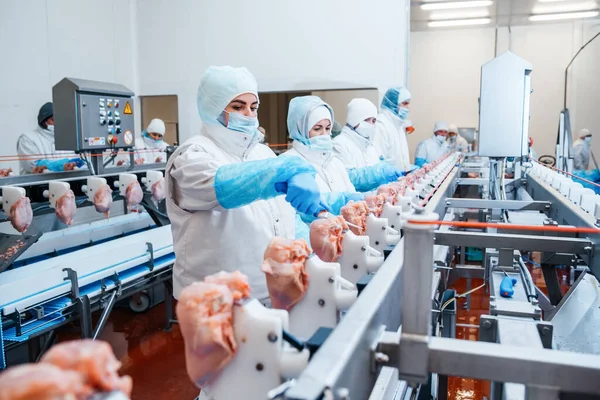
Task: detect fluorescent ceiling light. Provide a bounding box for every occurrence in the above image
[429,10,490,20]
[421,1,494,11]
[529,10,599,20]
[428,17,492,27]
[538,0,568,2]
[533,1,598,14]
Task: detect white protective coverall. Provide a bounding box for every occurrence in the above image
[165,67,296,301]
[415,135,449,164]
[16,126,73,175]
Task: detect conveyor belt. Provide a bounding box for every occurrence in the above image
[0,233,42,273]
[0,225,174,315]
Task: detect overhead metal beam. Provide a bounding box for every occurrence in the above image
[445,198,550,211]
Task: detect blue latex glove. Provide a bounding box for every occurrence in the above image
[348,163,406,192]
[414,158,427,168]
[285,173,326,216]
[294,213,310,244]
[573,169,600,194]
[215,156,316,209]
[35,158,77,172]
[69,158,85,168]
[297,192,363,223]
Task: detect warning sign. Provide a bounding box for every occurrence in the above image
[123,101,133,115]
[124,130,133,145]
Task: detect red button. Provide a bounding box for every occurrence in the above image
[112,136,118,144]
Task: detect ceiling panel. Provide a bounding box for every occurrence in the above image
[411,0,600,31]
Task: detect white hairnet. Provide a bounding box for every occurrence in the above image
[197,66,258,125]
[448,124,458,134]
[307,106,332,131]
[146,118,166,135]
[579,128,592,138]
[434,121,449,133]
[347,98,378,127]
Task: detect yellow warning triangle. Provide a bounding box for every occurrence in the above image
[123,101,133,115]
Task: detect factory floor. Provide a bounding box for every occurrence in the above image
[58,302,198,400]
[447,259,571,400]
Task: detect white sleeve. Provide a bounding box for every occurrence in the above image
[415,141,427,161]
[16,135,39,173]
[373,122,391,160]
[168,144,223,212]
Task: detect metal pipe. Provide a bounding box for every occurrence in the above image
[93,291,118,340]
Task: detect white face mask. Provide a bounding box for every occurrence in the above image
[435,134,446,144]
[355,122,376,139]
[47,124,55,133]
[584,136,592,144]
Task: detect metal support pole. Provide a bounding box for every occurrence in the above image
[93,291,118,340]
[541,263,563,305]
[398,210,438,385]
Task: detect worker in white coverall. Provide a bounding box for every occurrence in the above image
[165,66,325,302]
[573,128,593,170]
[373,87,414,171]
[447,124,469,152]
[333,98,406,192]
[16,102,78,175]
[283,95,363,217]
[415,121,450,167]
[134,118,170,164]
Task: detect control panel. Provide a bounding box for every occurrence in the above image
[53,78,136,152]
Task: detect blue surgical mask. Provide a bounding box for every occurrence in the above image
[221,111,259,136]
[584,136,592,144]
[308,135,333,151]
[435,134,446,145]
[396,106,409,120]
[47,124,55,133]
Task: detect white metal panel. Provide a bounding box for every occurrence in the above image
[478,52,533,158]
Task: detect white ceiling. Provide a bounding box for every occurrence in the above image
[411,0,600,31]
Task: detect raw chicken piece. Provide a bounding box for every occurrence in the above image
[310,216,348,262]
[389,181,407,197]
[0,362,88,400]
[55,190,77,225]
[204,270,251,301]
[0,168,13,177]
[341,201,369,236]
[151,177,166,204]
[177,281,238,388]
[365,194,386,217]
[93,184,113,218]
[116,160,127,167]
[134,158,145,165]
[261,237,311,311]
[9,196,33,233]
[32,165,47,174]
[125,181,143,209]
[155,156,164,163]
[63,162,77,171]
[377,184,399,205]
[41,339,133,397]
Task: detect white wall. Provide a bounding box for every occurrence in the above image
[135,0,409,143]
[0,0,138,172]
[409,21,599,160]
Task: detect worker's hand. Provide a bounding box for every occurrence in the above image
[382,164,405,182]
[285,173,324,216]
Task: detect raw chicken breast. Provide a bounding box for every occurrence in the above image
[55,190,77,225]
[32,165,47,174]
[177,281,240,388]
[377,184,399,205]
[341,201,369,236]
[204,270,251,301]
[9,196,33,233]
[365,194,386,217]
[389,181,407,197]
[41,339,133,397]
[125,181,143,209]
[63,162,77,171]
[151,177,166,204]
[310,216,348,262]
[155,156,164,163]
[0,362,88,400]
[261,237,310,311]
[134,158,145,165]
[0,168,13,177]
[93,184,113,218]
